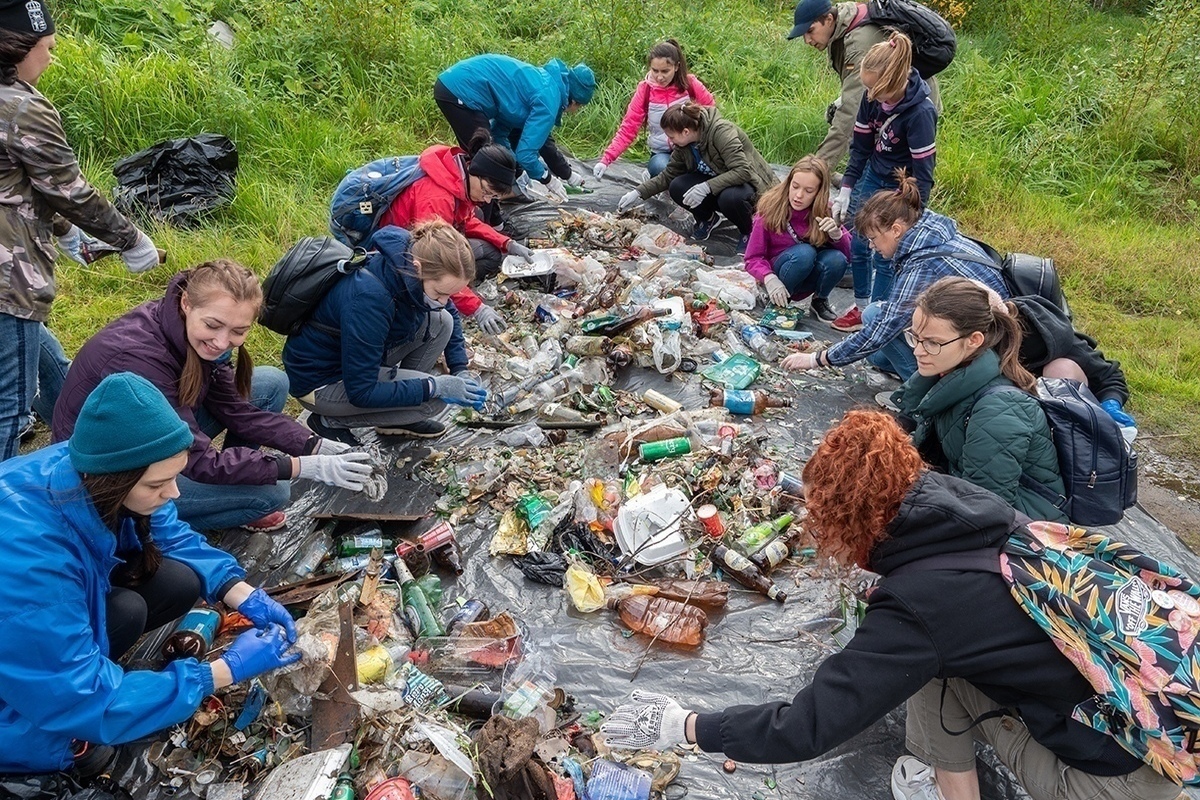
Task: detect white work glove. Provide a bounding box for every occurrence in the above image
[816,216,844,242]
[682,181,712,209]
[506,241,534,262]
[592,162,608,180]
[566,171,587,187]
[617,190,642,213]
[782,352,820,372]
[515,171,533,199]
[831,186,852,225]
[763,274,790,307]
[57,225,86,265]
[297,451,373,491]
[315,438,353,455]
[121,230,160,274]
[543,174,568,203]
[601,690,691,751]
[473,305,507,335]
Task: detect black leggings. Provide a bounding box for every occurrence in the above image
[106,558,202,659]
[433,79,572,181]
[668,172,758,235]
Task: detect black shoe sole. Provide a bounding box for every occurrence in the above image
[305,414,360,445]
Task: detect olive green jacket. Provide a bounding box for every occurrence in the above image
[0,80,138,321]
[638,106,778,199]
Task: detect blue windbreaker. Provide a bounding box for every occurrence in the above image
[0,443,244,773]
[438,55,570,181]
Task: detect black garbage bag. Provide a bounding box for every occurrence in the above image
[515,552,567,587]
[553,520,616,564]
[112,134,237,226]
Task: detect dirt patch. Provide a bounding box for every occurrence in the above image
[1136,440,1200,555]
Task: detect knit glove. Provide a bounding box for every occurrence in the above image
[763,274,790,307]
[515,171,533,199]
[506,241,534,262]
[542,174,568,203]
[601,690,691,751]
[682,182,712,209]
[297,452,373,490]
[1100,398,1136,428]
[121,230,160,274]
[57,225,86,265]
[431,374,488,409]
[617,190,642,213]
[221,626,301,684]
[831,186,852,225]
[815,215,844,242]
[593,162,607,180]
[236,587,297,643]
[473,305,507,335]
[315,438,353,455]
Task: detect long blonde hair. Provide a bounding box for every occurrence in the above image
[755,155,834,246]
[178,260,262,407]
[861,30,913,102]
[409,219,475,284]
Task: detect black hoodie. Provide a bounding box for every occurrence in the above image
[694,471,1143,776]
[1014,295,1129,406]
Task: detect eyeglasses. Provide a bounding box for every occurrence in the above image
[903,328,966,355]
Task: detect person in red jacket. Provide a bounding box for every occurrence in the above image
[378,133,532,335]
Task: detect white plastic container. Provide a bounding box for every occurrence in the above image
[613,485,694,566]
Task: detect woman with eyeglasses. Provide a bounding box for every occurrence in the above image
[888,276,1067,522]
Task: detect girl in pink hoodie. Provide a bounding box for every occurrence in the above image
[593,40,715,179]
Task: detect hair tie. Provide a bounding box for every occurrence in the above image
[894,186,903,194]
[889,39,897,47]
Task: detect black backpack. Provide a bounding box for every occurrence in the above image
[973,379,1138,527]
[928,240,1071,320]
[865,0,957,78]
[259,236,367,336]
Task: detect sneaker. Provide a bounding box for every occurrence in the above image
[891,756,942,800]
[736,234,750,254]
[831,305,864,332]
[305,413,360,445]
[692,215,718,241]
[875,390,900,412]
[242,511,287,532]
[810,296,837,322]
[71,742,116,778]
[374,419,446,438]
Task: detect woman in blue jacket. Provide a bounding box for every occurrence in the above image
[435,54,595,198]
[0,372,299,777]
[283,221,488,442]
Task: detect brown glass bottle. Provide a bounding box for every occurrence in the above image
[610,595,708,647]
[749,539,791,573]
[711,545,788,602]
[709,389,794,415]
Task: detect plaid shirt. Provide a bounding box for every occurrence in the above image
[826,210,1009,367]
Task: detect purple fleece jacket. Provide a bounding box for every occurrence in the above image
[743,208,851,283]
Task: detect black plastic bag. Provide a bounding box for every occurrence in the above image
[0,774,81,800]
[515,552,567,587]
[112,134,237,226]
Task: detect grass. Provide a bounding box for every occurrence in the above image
[42,0,1200,457]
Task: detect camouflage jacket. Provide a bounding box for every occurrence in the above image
[0,80,137,321]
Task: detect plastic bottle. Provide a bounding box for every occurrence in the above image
[609,595,708,647]
[325,553,395,574]
[709,389,793,415]
[528,338,563,373]
[337,532,395,556]
[641,578,730,610]
[731,311,783,360]
[162,607,221,660]
[287,523,335,581]
[734,513,795,556]
[749,539,791,573]
[394,560,447,638]
[240,531,275,574]
[510,370,583,414]
[711,545,788,602]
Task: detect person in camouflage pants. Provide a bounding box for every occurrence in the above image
[0,0,160,460]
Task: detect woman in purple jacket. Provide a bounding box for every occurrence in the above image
[53,260,372,531]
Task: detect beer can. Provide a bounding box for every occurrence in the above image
[642,389,682,414]
[777,471,803,495]
[639,436,692,462]
[696,504,725,538]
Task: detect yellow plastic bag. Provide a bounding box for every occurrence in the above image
[565,563,607,613]
[489,509,530,557]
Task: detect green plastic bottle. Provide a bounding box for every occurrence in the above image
[734,513,794,556]
[394,560,446,638]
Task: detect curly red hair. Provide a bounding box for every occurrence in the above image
[802,410,924,568]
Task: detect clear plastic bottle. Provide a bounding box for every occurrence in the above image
[287,524,335,581]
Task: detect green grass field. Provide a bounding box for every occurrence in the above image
[44,0,1200,455]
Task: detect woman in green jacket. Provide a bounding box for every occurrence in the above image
[617,102,777,253]
[892,277,1068,522]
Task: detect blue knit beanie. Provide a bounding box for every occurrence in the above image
[69,373,194,475]
[567,63,596,105]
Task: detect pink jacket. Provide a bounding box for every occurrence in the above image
[743,208,851,283]
[600,75,715,164]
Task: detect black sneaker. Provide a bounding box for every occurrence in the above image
[810,296,838,322]
[71,742,116,778]
[305,413,359,445]
[375,419,446,438]
[736,234,750,255]
[692,215,718,241]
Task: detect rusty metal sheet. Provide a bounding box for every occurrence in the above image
[310,601,360,751]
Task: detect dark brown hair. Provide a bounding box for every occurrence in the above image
[915,277,1036,391]
[660,101,705,134]
[854,168,923,236]
[0,30,41,85]
[860,30,913,102]
[81,468,163,586]
[648,39,691,94]
[178,260,262,407]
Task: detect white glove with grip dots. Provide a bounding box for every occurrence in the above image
[600,689,691,751]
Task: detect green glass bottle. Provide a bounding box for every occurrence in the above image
[337,534,394,556]
[733,513,794,556]
[394,560,446,638]
[330,772,355,800]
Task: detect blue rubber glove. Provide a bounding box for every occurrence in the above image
[221,626,301,684]
[431,374,488,410]
[237,587,297,643]
[1100,398,1136,427]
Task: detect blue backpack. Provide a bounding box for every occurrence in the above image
[329,156,424,247]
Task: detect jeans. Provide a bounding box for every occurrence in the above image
[848,164,899,303]
[174,365,293,530]
[773,244,849,300]
[106,558,202,658]
[647,152,671,177]
[0,313,71,462]
[667,173,757,235]
[862,301,917,380]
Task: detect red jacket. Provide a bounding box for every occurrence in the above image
[379,145,511,316]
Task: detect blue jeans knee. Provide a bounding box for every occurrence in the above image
[773,244,819,297]
[648,152,671,177]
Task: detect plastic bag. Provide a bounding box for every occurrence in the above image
[693,268,757,310]
[516,551,568,586]
[497,422,547,448]
[647,324,681,374]
[565,563,607,612]
[259,584,341,715]
[630,224,685,255]
[112,134,237,226]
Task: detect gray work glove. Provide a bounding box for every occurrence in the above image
[297,452,373,491]
[831,186,852,226]
[57,225,86,265]
[601,689,691,751]
[121,230,160,274]
[473,305,507,335]
[682,182,712,209]
[506,241,534,262]
[617,190,642,213]
[431,374,488,409]
[592,162,608,180]
[315,438,353,455]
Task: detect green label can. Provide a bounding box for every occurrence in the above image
[638,436,693,462]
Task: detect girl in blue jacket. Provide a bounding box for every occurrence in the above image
[283,221,488,441]
[0,372,299,777]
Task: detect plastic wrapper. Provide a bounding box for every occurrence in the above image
[258,586,341,715]
[566,563,607,613]
[693,267,758,310]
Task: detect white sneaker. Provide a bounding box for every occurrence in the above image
[891,756,942,800]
